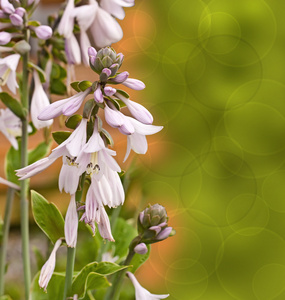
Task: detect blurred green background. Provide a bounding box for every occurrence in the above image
[119,0,285,299]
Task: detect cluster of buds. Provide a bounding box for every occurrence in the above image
[131,204,174,255]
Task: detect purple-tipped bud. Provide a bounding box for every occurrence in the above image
[94,86,103,103]
[88,46,97,57]
[34,25,52,40]
[149,225,162,235]
[0,32,13,45]
[116,53,124,66]
[15,7,25,17]
[1,0,15,14]
[156,227,172,241]
[109,63,119,77]
[122,78,146,90]
[159,222,168,228]
[134,243,148,255]
[64,194,78,248]
[111,71,129,83]
[104,86,116,96]
[9,13,23,26]
[100,68,112,82]
[0,10,6,18]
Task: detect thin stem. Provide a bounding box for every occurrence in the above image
[104,249,135,300]
[63,247,76,300]
[20,20,31,300]
[0,188,15,295]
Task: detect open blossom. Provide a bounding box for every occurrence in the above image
[31,71,53,129]
[16,119,88,194]
[0,53,20,94]
[39,239,62,291]
[127,272,169,300]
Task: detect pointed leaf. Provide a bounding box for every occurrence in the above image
[78,81,92,92]
[5,144,21,185]
[28,62,46,83]
[116,89,129,99]
[71,81,81,93]
[31,190,65,244]
[0,92,25,119]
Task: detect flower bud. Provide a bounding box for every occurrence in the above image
[34,25,53,40]
[156,227,172,241]
[122,78,146,90]
[88,46,97,57]
[104,86,116,96]
[0,32,13,45]
[134,243,148,255]
[94,85,103,103]
[100,68,112,82]
[94,47,120,73]
[1,0,15,14]
[110,71,129,84]
[15,7,25,17]
[9,13,23,26]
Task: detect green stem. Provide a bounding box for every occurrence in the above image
[63,247,76,300]
[20,20,31,300]
[0,188,15,295]
[104,249,135,300]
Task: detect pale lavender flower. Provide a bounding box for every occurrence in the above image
[94,85,103,103]
[39,239,62,291]
[65,33,81,65]
[134,243,148,255]
[38,87,92,120]
[156,227,173,241]
[1,0,15,14]
[65,194,78,247]
[116,93,153,125]
[34,25,53,40]
[14,7,25,17]
[123,117,163,162]
[97,205,114,241]
[0,32,13,45]
[57,0,74,38]
[0,53,20,94]
[104,86,116,96]
[127,272,169,300]
[111,71,129,83]
[122,78,145,90]
[31,71,53,129]
[9,13,23,26]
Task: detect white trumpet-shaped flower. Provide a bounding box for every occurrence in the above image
[0,53,20,94]
[31,71,53,129]
[39,239,62,291]
[127,272,169,300]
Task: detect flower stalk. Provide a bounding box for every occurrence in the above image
[20,16,31,300]
[63,247,76,300]
[0,188,15,296]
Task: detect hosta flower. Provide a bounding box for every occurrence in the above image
[123,117,163,162]
[39,239,62,291]
[38,87,92,121]
[65,194,78,247]
[31,71,53,129]
[0,53,20,94]
[0,176,20,190]
[0,31,13,45]
[127,272,169,299]
[1,0,15,14]
[17,119,88,194]
[100,0,135,20]
[34,25,53,40]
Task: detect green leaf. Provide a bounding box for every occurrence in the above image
[28,140,52,165]
[100,128,114,147]
[52,131,71,145]
[116,99,126,109]
[116,89,129,99]
[72,262,128,298]
[30,271,65,300]
[5,145,21,185]
[28,20,40,27]
[0,93,25,119]
[31,190,65,244]
[130,244,151,273]
[71,81,81,93]
[65,115,82,129]
[112,218,137,259]
[0,295,13,300]
[51,63,60,79]
[28,62,46,83]
[78,80,92,92]
[109,98,120,111]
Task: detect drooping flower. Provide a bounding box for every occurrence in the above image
[127,272,169,300]
[39,239,62,291]
[0,176,20,190]
[0,53,20,94]
[65,194,78,247]
[100,0,135,20]
[123,117,163,162]
[31,71,53,129]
